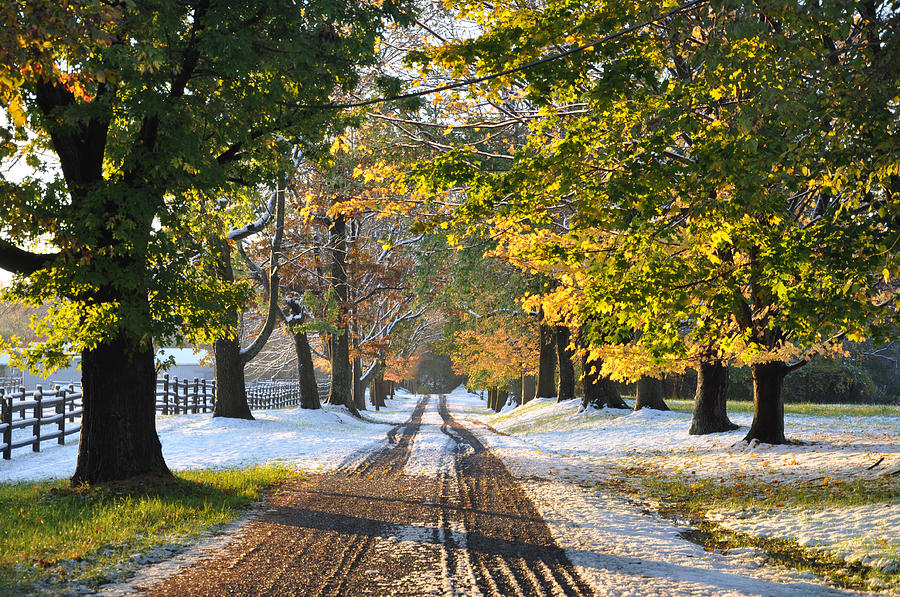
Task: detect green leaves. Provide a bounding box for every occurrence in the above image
[404,0,900,378]
[0,0,414,369]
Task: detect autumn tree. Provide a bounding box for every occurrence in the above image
[0,0,412,483]
[404,0,899,443]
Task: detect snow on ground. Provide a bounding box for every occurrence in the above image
[0,391,420,484]
[404,396,454,477]
[446,386,900,579]
[439,388,872,595]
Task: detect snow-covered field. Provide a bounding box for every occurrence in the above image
[452,389,900,575]
[0,391,420,484]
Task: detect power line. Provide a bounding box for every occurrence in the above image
[300,0,708,111]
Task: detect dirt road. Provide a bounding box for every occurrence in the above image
[143,395,593,596]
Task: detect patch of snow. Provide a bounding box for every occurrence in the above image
[0,396,420,483]
[447,389,899,584]
[404,399,454,477]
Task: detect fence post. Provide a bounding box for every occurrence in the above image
[193,378,199,414]
[2,389,10,460]
[56,385,65,445]
[33,385,43,452]
[68,384,77,422]
[163,374,170,415]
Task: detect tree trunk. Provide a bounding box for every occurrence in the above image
[371,371,386,410]
[582,354,625,409]
[352,357,366,411]
[211,238,253,420]
[535,321,557,399]
[744,361,789,444]
[73,332,169,484]
[326,215,353,411]
[689,359,737,435]
[213,336,253,419]
[556,326,576,401]
[634,376,668,411]
[495,388,507,412]
[293,330,320,410]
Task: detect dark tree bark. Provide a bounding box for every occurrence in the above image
[326,216,354,412]
[73,331,169,484]
[213,179,285,420]
[293,330,320,410]
[555,326,576,401]
[213,336,253,419]
[496,388,508,412]
[582,354,626,409]
[535,321,557,399]
[690,359,738,435]
[352,357,366,411]
[521,374,535,404]
[744,361,789,444]
[634,376,668,411]
[370,370,386,410]
[211,238,254,420]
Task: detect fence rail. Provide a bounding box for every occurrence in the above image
[1,384,82,460]
[1,377,326,461]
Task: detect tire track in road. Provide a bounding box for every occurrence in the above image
[144,396,441,597]
[438,394,596,597]
[142,394,595,596]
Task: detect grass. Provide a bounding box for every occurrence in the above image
[633,467,900,510]
[605,465,900,592]
[667,399,900,418]
[0,464,296,596]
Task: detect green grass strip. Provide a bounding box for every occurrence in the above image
[0,464,296,596]
[666,400,900,418]
[607,466,900,592]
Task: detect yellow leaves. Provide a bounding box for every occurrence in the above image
[7,95,26,127]
[883,268,891,284]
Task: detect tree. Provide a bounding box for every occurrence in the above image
[404,0,899,445]
[0,0,411,483]
[448,314,537,408]
[213,162,298,419]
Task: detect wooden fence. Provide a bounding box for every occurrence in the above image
[156,375,216,415]
[1,384,82,460]
[1,377,328,460]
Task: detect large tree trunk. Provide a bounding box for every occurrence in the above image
[73,332,169,484]
[213,336,253,419]
[211,238,253,420]
[634,376,668,411]
[535,321,557,399]
[556,326,576,401]
[326,216,354,411]
[293,330,320,410]
[690,359,737,435]
[744,361,789,444]
[582,354,626,409]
